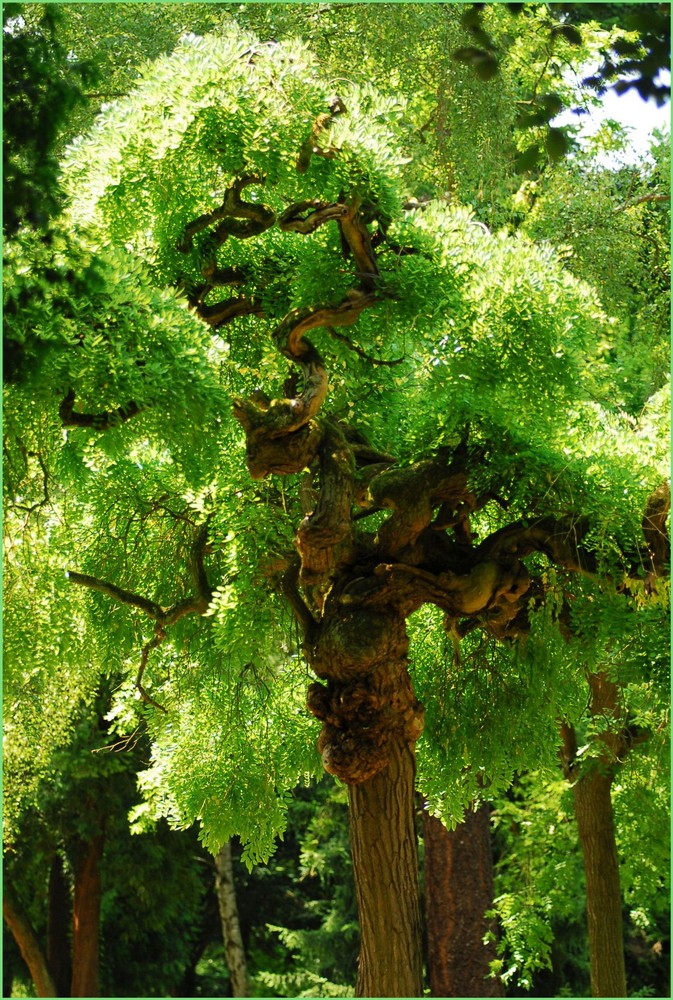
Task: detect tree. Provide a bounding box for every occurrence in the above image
[2,678,213,998]
[4,15,669,998]
[422,803,502,997]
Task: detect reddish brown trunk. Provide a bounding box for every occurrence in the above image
[573,766,627,998]
[71,831,105,998]
[48,853,72,996]
[348,736,424,997]
[3,879,57,998]
[423,804,503,997]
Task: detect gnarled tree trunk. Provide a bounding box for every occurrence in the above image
[306,601,425,997]
[423,803,502,998]
[214,840,249,997]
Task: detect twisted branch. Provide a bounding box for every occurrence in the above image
[176,174,274,254]
[279,200,349,233]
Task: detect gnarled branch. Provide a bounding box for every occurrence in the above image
[176,174,274,254]
[279,200,349,234]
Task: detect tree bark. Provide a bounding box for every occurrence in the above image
[423,804,503,998]
[348,736,424,998]
[561,671,631,999]
[71,831,105,998]
[214,840,249,997]
[3,879,58,998]
[48,853,72,997]
[573,766,627,998]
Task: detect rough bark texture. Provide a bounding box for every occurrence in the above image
[573,768,627,998]
[3,880,57,999]
[423,805,503,998]
[348,737,424,998]
[561,672,634,999]
[71,832,104,998]
[48,853,72,997]
[214,840,249,997]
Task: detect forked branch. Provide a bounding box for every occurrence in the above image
[67,523,212,709]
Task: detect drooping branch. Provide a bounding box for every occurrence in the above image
[67,522,212,708]
[67,523,212,624]
[66,571,164,618]
[325,326,405,366]
[295,97,346,174]
[280,559,318,641]
[338,199,380,291]
[59,389,140,430]
[136,626,168,712]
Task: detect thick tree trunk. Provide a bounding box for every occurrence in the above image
[423,804,503,998]
[573,766,627,998]
[71,831,104,998]
[48,853,72,997]
[214,840,249,997]
[3,880,57,998]
[348,736,424,998]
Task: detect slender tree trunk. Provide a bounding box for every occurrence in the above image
[573,766,627,998]
[423,803,503,998]
[71,831,105,998]
[348,736,424,998]
[48,853,72,997]
[3,879,57,998]
[214,840,249,997]
[561,669,633,999]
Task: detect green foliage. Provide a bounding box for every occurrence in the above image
[2,3,94,235]
[249,779,357,997]
[3,681,212,999]
[411,600,588,822]
[521,135,670,414]
[489,773,589,993]
[135,672,321,867]
[7,12,667,864]
[62,32,411,278]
